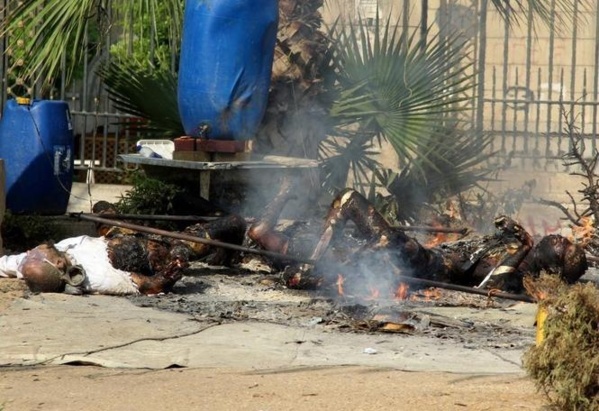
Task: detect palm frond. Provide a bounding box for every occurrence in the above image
[319,131,383,194]
[328,13,476,165]
[97,61,184,138]
[383,122,495,221]
[0,0,182,85]
[490,0,590,33]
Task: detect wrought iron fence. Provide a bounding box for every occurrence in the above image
[478,0,599,173]
[0,0,597,180]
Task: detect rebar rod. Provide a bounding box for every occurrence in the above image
[70,212,316,265]
[92,213,469,234]
[397,275,535,303]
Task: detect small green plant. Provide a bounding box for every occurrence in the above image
[115,171,182,216]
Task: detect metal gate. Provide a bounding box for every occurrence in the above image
[1,0,598,178]
[474,0,599,172]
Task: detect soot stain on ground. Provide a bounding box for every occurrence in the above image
[126,262,537,351]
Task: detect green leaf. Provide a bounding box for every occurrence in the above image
[97,60,184,138]
[0,0,183,85]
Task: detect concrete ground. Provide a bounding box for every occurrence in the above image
[0,292,534,373]
[0,284,547,410]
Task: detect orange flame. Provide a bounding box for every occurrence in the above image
[425,231,447,248]
[411,287,442,301]
[364,286,380,301]
[569,216,595,246]
[336,274,345,296]
[394,283,410,300]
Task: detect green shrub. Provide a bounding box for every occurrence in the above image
[523,277,599,410]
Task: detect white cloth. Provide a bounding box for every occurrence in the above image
[0,236,139,295]
[54,236,139,295]
[0,253,27,279]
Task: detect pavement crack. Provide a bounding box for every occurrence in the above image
[483,347,522,368]
[28,322,220,367]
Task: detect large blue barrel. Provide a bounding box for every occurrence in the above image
[177,0,279,140]
[0,99,74,215]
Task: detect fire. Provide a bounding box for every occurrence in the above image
[394,282,410,300]
[364,286,380,301]
[569,216,595,246]
[411,287,442,301]
[335,274,437,302]
[424,204,462,248]
[336,274,381,300]
[425,231,447,248]
[336,274,345,296]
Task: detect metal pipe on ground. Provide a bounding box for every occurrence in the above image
[397,276,535,303]
[70,212,533,303]
[94,213,469,234]
[71,212,316,265]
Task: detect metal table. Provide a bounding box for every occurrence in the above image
[119,154,320,200]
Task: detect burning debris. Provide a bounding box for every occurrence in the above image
[245,184,587,300]
[51,176,587,303]
[0,160,592,301]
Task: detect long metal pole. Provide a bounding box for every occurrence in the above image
[71,212,317,265]
[92,213,469,235]
[398,275,535,303]
[70,213,534,303]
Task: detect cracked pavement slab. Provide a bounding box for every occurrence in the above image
[0,292,532,373]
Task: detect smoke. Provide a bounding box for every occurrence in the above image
[313,239,413,302]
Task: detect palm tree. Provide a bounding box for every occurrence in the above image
[254,0,332,159]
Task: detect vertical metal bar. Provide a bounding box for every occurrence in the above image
[558,68,565,153]
[491,66,497,128]
[438,0,447,45]
[149,2,156,63]
[470,0,480,123]
[102,113,108,168]
[501,7,510,153]
[546,0,556,143]
[105,2,115,171]
[475,0,488,134]
[58,50,66,101]
[490,66,497,153]
[582,69,587,137]
[592,0,599,153]
[569,0,579,125]
[420,0,428,50]
[103,2,114,171]
[523,2,534,153]
[82,20,92,172]
[513,67,520,165]
[535,67,542,165]
[402,0,410,46]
